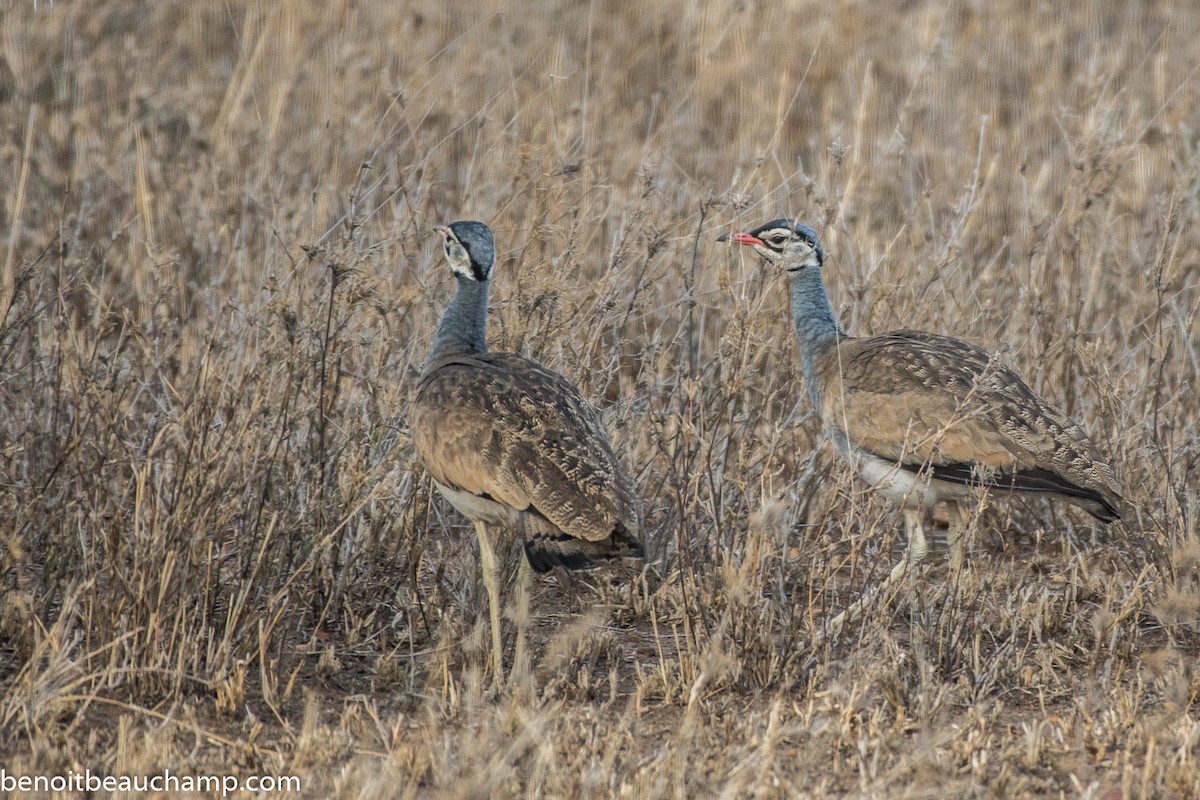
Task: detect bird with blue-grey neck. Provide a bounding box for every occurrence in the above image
[411,220,643,687]
[720,218,1123,640]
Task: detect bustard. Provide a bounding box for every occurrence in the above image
[411,220,643,685]
[719,219,1123,638]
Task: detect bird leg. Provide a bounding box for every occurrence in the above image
[819,508,929,642]
[904,507,930,571]
[946,502,968,574]
[510,555,532,687]
[474,521,505,687]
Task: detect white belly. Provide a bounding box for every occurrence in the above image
[434,482,521,527]
[858,454,974,509]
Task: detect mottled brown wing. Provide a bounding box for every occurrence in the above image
[816,330,1123,513]
[411,352,640,544]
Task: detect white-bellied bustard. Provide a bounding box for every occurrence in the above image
[411,220,643,685]
[720,218,1123,640]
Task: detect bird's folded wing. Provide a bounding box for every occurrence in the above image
[413,353,639,542]
[816,330,1123,512]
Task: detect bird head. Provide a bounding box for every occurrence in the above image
[435,220,495,282]
[718,219,824,272]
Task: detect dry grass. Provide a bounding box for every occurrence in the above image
[1,0,1198,796]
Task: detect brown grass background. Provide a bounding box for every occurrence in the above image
[2,0,1198,796]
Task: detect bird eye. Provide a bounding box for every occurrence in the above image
[769,235,787,245]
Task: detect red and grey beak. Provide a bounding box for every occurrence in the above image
[717,231,764,246]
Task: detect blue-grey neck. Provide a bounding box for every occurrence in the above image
[426,276,491,369]
[789,266,848,403]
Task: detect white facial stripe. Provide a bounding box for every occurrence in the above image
[442,236,473,277]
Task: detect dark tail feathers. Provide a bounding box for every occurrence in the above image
[900,461,1122,522]
[522,518,644,573]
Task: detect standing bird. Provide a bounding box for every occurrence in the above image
[411,220,643,685]
[719,219,1122,637]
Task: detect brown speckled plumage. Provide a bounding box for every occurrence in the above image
[814,330,1123,520]
[413,351,641,569]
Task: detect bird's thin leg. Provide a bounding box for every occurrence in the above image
[511,555,532,687]
[475,521,505,687]
[905,507,929,570]
[946,502,967,574]
[819,509,929,642]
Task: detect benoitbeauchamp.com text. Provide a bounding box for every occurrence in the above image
[0,767,301,796]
